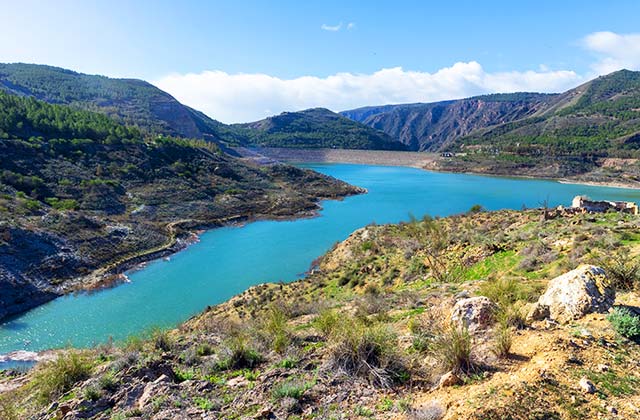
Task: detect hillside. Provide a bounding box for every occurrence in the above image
[0,63,226,141]
[342,93,558,151]
[0,92,362,320]
[434,70,640,180]
[2,208,640,419]
[232,108,408,150]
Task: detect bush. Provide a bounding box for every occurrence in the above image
[215,336,263,371]
[596,249,640,290]
[313,308,340,336]
[98,371,118,392]
[261,306,291,353]
[328,318,408,388]
[31,351,93,404]
[429,323,473,374]
[607,307,640,339]
[83,385,102,401]
[151,328,173,351]
[271,379,313,400]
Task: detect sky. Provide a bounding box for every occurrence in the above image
[2,0,640,122]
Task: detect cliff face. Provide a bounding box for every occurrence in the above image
[342,93,558,151]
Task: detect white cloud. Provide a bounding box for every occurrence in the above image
[321,22,342,31]
[583,31,640,74]
[346,22,355,30]
[154,62,582,123]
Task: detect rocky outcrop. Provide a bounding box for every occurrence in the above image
[527,265,615,324]
[451,296,497,332]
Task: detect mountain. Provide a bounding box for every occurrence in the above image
[341,93,558,151]
[232,108,408,150]
[448,70,640,159]
[0,91,361,320]
[0,63,226,141]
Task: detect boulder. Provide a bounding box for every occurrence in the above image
[527,265,615,324]
[451,296,496,332]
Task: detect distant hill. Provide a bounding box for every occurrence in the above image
[232,108,408,150]
[0,63,226,141]
[342,93,558,151]
[0,63,408,151]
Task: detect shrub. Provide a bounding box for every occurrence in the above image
[261,306,292,353]
[98,371,118,392]
[271,379,314,400]
[83,385,102,401]
[328,318,408,388]
[193,396,216,411]
[313,308,340,336]
[607,307,640,339]
[151,328,173,351]
[468,204,484,214]
[429,323,473,374]
[31,351,93,404]
[595,249,640,290]
[215,336,262,371]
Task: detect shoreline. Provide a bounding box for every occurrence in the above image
[0,187,366,351]
[241,147,640,191]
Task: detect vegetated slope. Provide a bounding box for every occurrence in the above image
[0,63,227,141]
[453,70,640,156]
[341,93,558,151]
[0,92,362,320]
[4,208,640,419]
[437,70,640,179]
[232,108,408,150]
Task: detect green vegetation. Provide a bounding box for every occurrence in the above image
[0,63,223,139]
[232,108,407,150]
[607,307,640,339]
[30,351,93,404]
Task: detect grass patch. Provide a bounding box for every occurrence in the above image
[464,251,520,281]
[30,351,93,404]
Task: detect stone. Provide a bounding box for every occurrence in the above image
[451,296,496,332]
[596,364,610,373]
[438,371,461,387]
[527,265,614,324]
[137,375,171,408]
[579,377,596,394]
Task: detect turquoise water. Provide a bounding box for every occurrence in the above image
[1,163,640,356]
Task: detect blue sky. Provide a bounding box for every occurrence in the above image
[3,0,640,121]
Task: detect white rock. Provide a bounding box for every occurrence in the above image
[451,296,496,332]
[579,376,596,394]
[527,265,614,324]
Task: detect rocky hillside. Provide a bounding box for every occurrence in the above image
[0,63,227,141]
[231,108,408,150]
[342,93,558,151]
[430,70,640,181]
[3,208,640,419]
[0,91,362,320]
